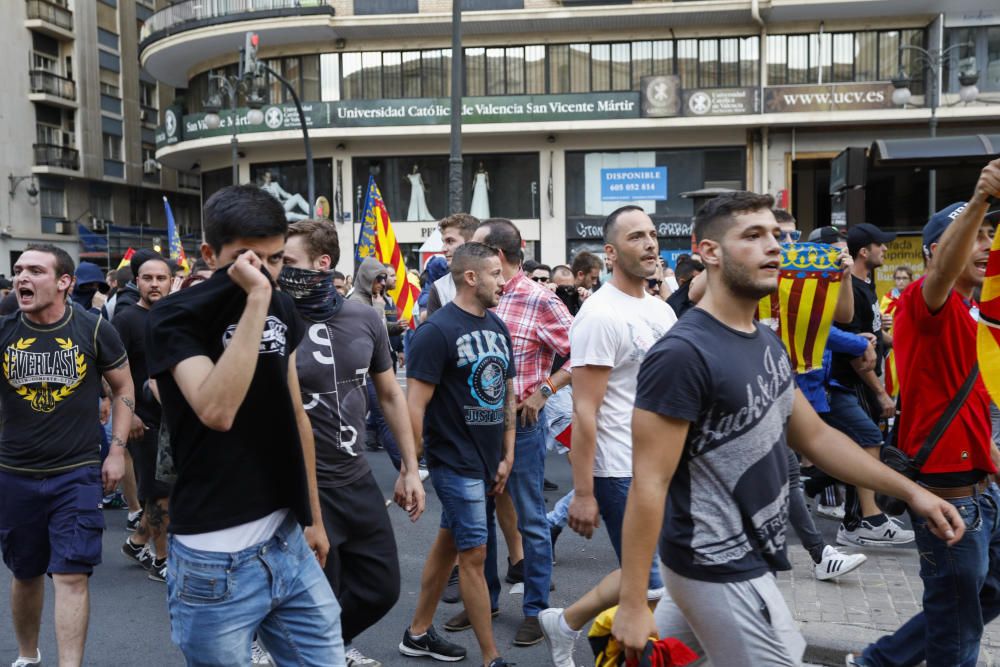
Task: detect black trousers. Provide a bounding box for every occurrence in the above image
[319,472,400,644]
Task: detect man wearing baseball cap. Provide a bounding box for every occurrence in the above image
[850,160,1000,666]
[824,222,914,549]
[807,225,847,245]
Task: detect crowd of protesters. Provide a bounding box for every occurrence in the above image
[0,158,998,667]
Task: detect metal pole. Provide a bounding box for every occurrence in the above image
[230,81,239,185]
[262,64,314,217]
[448,0,463,215]
[927,64,938,216]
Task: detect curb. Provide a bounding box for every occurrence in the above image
[802,623,883,666]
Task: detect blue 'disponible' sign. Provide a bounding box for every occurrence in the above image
[600,167,668,201]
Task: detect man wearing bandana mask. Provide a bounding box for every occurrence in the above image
[278,219,425,667]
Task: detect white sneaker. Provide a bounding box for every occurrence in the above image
[816,502,846,521]
[418,466,430,482]
[11,649,40,667]
[250,640,273,665]
[345,647,382,667]
[538,607,578,667]
[837,516,914,547]
[814,545,867,581]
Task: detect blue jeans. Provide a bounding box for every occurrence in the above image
[547,490,575,529]
[594,476,664,592]
[366,381,401,471]
[860,483,1000,667]
[486,411,553,617]
[167,514,345,667]
[429,466,494,552]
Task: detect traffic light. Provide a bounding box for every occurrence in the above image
[240,32,260,78]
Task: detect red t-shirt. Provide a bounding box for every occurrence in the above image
[894,277,994,475]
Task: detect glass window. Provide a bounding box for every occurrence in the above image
[265,58,283,103]
[402,51,421,97]
[422,49,446,97]
[382,52,402,98]
[787,35,809,83]
[486,48,505,95]
[902,29,925,93]
[506,47,525,95]
[651,40,674,76]
[362,52,381,98]
[720,38,739,86]
[139,81,156,108]
[301,55,320,100]
[676,40,697,88]
[988,26,1000,91]
[611,42,630,90]
[810,32,831,83]
[90,185,112,220]
[549,44,569,93]
[591,43,611,91]
[525,45,545,94]
[569,43,590,93]
[767,35,787,84]
[855,31,878,81]
[283,57,301,101]
[832,33,854,81]
[341,53,362,99]
[250,159,334,223]
[699,39,719,88]
[632,41,652,88]
[320,53,340,101]
[102,133,121,160]
[878,31,900,81]
[741,37,759,85]
[466,47,485,96]
[40,186,64,219]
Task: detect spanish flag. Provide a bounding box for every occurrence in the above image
[355,176,421,329]
[116,248,135,271]
[758,243,843,374]
[978,225,1000,405]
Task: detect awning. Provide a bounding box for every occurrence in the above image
[869,134,1000,168]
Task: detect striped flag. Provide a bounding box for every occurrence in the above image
[355,176,421,329]
[978,224,1000,405]
[758,243,843,374]
[116,248,135,271]
[163,196,189,272]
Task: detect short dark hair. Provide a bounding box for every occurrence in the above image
[478,218,523,264]
[522,259,540,274]
[772,209,795,225]
[694,191,776,243]
[287,219,341,268]
[203,185,288,252]
[535,263,551,274]
[571,251,602,277]
[450,241,499,282]
[675,257,705,285]
[438,213,480,240]
[116,265,134,285]
[22,243,74,280]
[332,270,345,281]
[604,205,645,243]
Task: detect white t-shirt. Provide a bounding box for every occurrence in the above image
[570,282,677,477]
[174,509,288,552]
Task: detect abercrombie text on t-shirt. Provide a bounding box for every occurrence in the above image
[635,308,795,583]
[407,302,516,481]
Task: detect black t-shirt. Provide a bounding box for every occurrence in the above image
[666,282,696,320]
[635,308,795,583]
[407,302,515,480]
[295,298,392,488]
[146,270,309,534]
[831,277,884,389]
[0,305,127,475]
[112,303,159,426]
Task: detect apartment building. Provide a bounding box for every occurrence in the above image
[1,0,202,275]
[139,0,1000,273]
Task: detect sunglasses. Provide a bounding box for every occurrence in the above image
[780,230,802,242]
[375,275,387,282]
[531,276,549,283]
[647,278,662,289]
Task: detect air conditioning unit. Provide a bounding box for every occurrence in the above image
[140,109,149,122]
[143,158,161,175]
[91,217,110,231]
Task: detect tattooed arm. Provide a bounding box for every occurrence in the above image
[491,380,516,496]
[101,362,136,492]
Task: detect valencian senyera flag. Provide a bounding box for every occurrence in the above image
[978,224,1000,405]
[355,176,421,329]
[757,242,844,374]
[163,196,189,272]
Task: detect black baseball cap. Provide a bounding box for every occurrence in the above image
[807,226,847,244]
[847,223,896,256]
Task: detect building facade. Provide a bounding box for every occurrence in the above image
[140,0,1000,274]
[2,0,201,276]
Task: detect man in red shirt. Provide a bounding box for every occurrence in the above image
[851,160,1000,666]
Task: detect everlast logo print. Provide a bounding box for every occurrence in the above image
[2,337,86,413]
[455,330,511,425]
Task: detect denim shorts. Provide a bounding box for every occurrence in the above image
[0,465,105,578]
[429,465,490,552]
[822,387,884,447]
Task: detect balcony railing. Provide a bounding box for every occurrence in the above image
[26,0,73,33]
[33,143,79,170]
[29,70,76,101]
[140,0,333,43]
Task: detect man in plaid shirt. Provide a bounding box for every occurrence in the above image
[470,218,573,646]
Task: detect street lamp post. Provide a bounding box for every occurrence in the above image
[203,75,265,186]
[891,42,979,216]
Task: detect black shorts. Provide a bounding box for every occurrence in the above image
[128,426,171,504]
[0,465,105,578]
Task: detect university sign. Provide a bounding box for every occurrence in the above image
[764,82,894,113]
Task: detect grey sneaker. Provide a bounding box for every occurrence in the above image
[837,516,914,547]
[345,647,381,667]
[250,640,273,665]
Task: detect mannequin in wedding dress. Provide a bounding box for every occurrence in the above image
[405,164,434,221]
[470,161,490,219]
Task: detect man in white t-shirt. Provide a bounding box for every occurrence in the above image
[538,205,676,665]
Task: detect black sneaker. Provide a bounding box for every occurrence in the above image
[147,558,167,582]
[126,509,143,532]
[543,478,558,491]
[441,565,460,604]
[505,558,524,584]
[399,626,466,662]
[550,525,562,564]
[487,659,513,667]
[121,538,154,570]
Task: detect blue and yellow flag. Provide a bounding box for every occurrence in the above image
[758,242,843,375]
[163,196,189,272]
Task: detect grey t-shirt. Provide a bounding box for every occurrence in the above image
[296,299,393,488]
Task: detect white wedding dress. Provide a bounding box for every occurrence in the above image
[406,173,434,221]
[470,172,490,219]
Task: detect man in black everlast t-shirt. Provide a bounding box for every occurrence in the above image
[145,186,344,666]
[0,244,134,667]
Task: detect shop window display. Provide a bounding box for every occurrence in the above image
[249,159,334,222]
